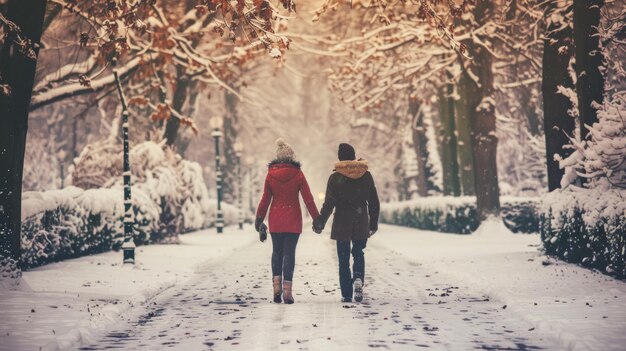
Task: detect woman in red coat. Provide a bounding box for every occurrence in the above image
[255,138,320,304]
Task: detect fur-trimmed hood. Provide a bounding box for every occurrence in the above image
[267,159,302,183]
[268,158,301,169]
[334,159,369,179]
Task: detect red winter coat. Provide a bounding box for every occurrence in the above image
[256,161,320,234]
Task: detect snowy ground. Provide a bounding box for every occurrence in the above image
[0,226,257,351]
[371,222,626,351]
[2,222,625,351]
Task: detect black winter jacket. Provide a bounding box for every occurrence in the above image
[315,160,380,241]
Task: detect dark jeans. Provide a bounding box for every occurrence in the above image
[270,233,300,281]
[336,239,367,299]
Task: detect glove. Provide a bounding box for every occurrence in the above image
[312,218,323,234]
[254,217,264,232]
[368,229,377,238]
[259,223,268,242]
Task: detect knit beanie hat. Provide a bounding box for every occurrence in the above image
[338,143,356,161]
[276,138,296,160]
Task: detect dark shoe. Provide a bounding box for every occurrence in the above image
[273,276,282,303]
[341,297,352,303]
[283,280,294,304]
[354,278,363,302]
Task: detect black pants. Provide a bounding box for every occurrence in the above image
[336,239,367,299]
[270,233,300,281]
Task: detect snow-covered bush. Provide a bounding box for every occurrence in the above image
[174,160,212,231]
[71,140,216,242]
[20,140,239,268]
[381,197,478,234]
[20,185,238,268]
[542,95,626,278]
[558,99,626,189]
[70,141,122,189]
[501,198,541,234]
[20,186,155,268]
[541,188,626,278]
[380,197,540,234]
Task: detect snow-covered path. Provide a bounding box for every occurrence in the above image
[75,232,561,351]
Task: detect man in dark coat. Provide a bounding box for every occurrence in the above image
[313,143,380,303]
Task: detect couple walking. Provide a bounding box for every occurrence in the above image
[254,139,380,304]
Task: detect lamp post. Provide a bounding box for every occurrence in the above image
[209,116,224,234]
[233,141,244,230]
[113,60,136,264]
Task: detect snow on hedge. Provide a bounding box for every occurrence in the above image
[541,187,626,228]
[380,196,540,234]
[21,185,238,268]
[541,186,626,278]
[383,196,475,213]
[542,95,626,278]
[22,186,84,220]
[20,141,240,268]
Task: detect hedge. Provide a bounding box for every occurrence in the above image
[541,188,626,278]
[380,196,540,234]
[20,187,239,269]
[18,141,246,269]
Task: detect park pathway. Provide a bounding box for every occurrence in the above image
[75,231,562,351]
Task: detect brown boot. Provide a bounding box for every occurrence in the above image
[273,276,282,303]
[283,280,294,304]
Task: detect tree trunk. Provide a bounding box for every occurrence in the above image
[409,95,436,197]
[455,74,476,196]
[0,0,48,273]
[222,90,239,202]
[394,146,411,200]
[542,6,575,192]
[461,0,501,220]
[176,80,199,156]
[505,0,541,136]
[573,0,604,143]
[162,0,199,149]
[436,88,451,194]
[163,66,189,147]
[437,79,461,196]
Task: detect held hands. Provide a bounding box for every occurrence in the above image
[312,218,323,234]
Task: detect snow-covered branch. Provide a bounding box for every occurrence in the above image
[30,56,143,111]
